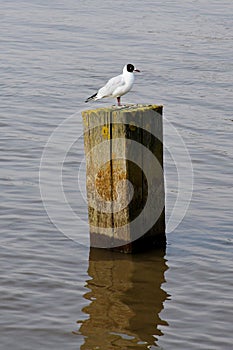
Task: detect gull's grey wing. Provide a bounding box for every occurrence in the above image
[98,74,125,98]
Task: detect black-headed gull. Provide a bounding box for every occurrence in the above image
[85,63,140,106]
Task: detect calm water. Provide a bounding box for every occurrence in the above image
[1,0,233,349]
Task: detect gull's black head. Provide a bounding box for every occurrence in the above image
[126,63,140,73]
[127,64,135,72]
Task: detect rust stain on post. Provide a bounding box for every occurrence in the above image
[82,104,166,253]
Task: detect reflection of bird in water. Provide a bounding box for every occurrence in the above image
[85,64,140,106]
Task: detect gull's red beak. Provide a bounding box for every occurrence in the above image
[134,68,140,72]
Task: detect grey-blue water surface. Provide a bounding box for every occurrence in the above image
[1,0,233,349]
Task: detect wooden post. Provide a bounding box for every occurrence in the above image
[82,104,166,253]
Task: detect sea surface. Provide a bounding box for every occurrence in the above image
[1,0,233,349]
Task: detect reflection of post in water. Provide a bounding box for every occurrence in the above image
[75,248,169,349]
